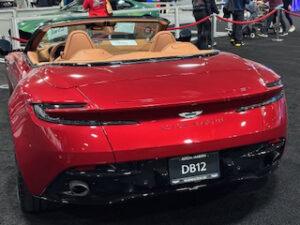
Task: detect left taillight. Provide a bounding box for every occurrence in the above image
[32,103,138,126]
[32,103,101,126]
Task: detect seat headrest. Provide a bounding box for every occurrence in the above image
[149,31,176,52]
[62,30,95,60]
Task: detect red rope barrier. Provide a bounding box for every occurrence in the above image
[12,37,28,43]
[283,9,300,17]
[217,9,277,24]
[167,16,211,30]
[167,9,277,30]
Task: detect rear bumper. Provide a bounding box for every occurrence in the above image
[42,138,286,205]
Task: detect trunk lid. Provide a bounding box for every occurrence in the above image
[43,52,272,111]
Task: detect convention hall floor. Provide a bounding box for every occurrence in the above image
[0,19,299,225]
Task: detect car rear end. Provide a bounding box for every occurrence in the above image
[42,92,286,204]
[10,53,287,205]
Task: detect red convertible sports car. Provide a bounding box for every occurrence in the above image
[4,16,287,213]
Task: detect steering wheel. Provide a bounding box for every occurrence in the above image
[49,42,66,62]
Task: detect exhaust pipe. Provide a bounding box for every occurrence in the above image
[69,180,90,197]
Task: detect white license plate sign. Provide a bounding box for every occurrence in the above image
[169,152,220,185]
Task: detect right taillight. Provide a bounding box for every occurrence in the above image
[236,91,283,113]
[266,79,282,88]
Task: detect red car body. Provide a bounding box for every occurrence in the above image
[5,17,287,209]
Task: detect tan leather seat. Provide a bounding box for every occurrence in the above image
[62,30,95,60]
[69,49,112,61]
[27,51,39,64]
[149,31,176,52]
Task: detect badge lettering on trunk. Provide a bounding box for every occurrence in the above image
[179,111,203,119]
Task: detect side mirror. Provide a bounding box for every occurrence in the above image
[177,29,192,42]
[0,39,12,56]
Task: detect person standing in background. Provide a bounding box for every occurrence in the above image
[283,0,295,32]
[192,0,219,49]
[230,0,249,47]
[258,0,287,37]
[83,0,112,17]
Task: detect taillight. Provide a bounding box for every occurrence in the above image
[266,79,282,88]
[236,91,283,113]
[32,103,138,126]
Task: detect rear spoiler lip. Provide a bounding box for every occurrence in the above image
[72,87,283,113]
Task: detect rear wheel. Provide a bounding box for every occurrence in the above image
[250,33,256,39]
[17,171,52,213]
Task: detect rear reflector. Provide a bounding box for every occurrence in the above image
[268,138,282,145]
[74,165,96,172]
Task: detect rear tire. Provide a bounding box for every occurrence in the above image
[17,171,52,213]
[250,33,256,39]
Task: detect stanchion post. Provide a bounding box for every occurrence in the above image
[174,6,180,38]
[272,8,283,42]
[211,14,216,48]
[10,17,21,49]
